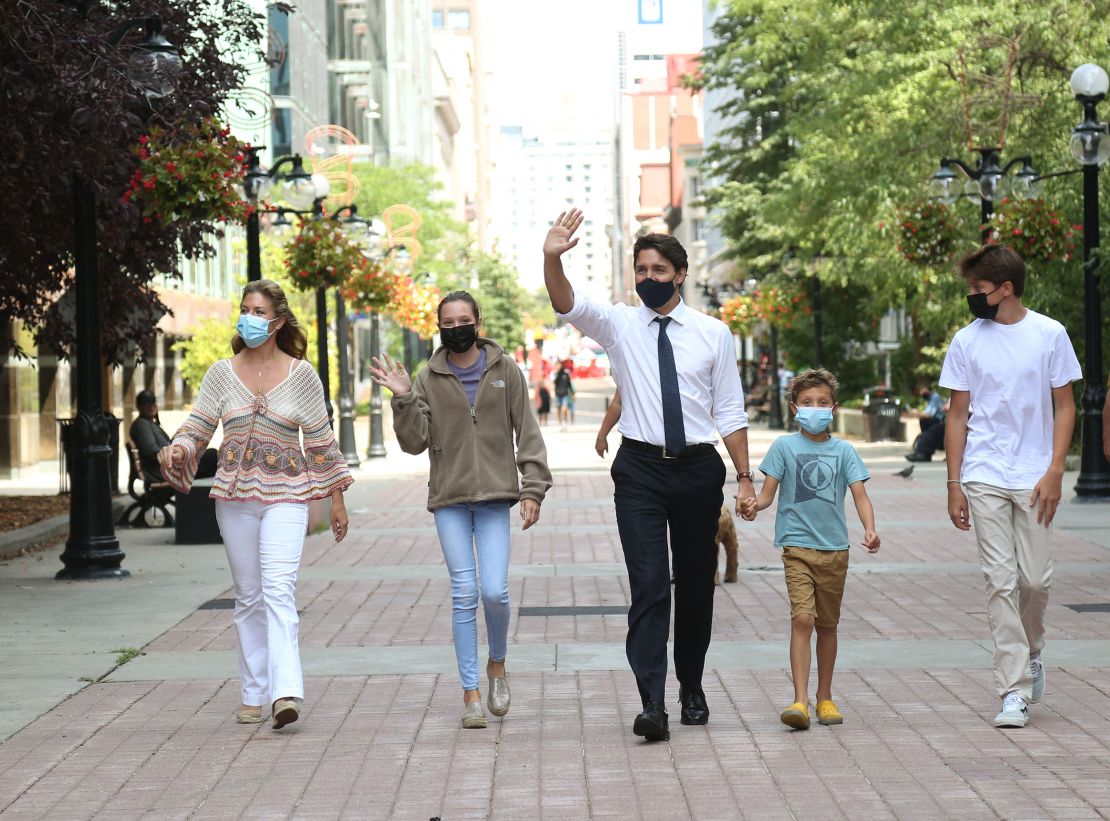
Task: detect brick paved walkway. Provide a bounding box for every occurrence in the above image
[1,425,1109,820]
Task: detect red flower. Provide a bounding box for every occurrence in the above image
[165,161,176,173]
[138,135,149,145]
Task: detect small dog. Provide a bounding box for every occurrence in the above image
[671,505,740,585]
[716,505,739,584]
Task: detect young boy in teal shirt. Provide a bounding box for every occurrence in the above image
[745,368,880,729]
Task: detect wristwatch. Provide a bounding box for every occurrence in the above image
[737,471,755,482]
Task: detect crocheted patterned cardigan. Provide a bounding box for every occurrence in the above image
[163,358,353,503]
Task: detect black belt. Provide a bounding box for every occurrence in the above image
[621,437,716,460]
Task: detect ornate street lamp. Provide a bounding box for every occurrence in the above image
[929,149,1041,240]
[365,235,397,460]
[240,149,319,282]
[58,13,181,580]
[1069,63,1110,499]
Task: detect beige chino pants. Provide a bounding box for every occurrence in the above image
[963,482,1053,701]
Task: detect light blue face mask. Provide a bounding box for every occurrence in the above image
[236,314,277,348]
[795,406,834,434]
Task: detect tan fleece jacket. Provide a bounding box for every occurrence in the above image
[391,339,553,511]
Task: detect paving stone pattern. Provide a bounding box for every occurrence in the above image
[2,443,1109,820]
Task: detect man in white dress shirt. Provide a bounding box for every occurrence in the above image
[543,209,756,741]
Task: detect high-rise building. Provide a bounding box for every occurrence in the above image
[492,128,614,304]
[613,3,704,303]
[431,0,494,249]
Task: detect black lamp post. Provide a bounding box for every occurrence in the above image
[58,13,182,580]
[365,242,402,459]
[1069,63,1110,499]
[929,149,1041,240]
[241,149,317,282]
[328,204,379,466]
[767,324,784,430]
[367,312,387,458]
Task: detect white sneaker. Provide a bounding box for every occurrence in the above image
[994,692,1029,728]
[1030,656,1045,704]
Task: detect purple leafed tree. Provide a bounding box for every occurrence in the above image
[0,0,270,364]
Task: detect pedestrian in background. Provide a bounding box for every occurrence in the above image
[747,368,880,730]
[536,381,551,426]
[369,290,552,730]
[554,360,575,430]
[543,209,756,742]
[159,280,352,730]
[130,390,171,486]
[941,244,1081,729]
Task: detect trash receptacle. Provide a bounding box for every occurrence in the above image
[862,386,902,442]
[175,478,223,544]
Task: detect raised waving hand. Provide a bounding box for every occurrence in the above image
[543,209,585,258]
[367,353,412,396]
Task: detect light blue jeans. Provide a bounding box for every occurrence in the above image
[433,501,512,691]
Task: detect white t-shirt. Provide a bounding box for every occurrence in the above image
[939,309,1081,489]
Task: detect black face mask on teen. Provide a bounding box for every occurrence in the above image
[967,285,1002,321]
[635,276,680,310]
[440,323,478,353]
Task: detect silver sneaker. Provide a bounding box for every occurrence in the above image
[487,675,511,717]
[1030,656,1045,704]
[994,692,1028,728]
[461,701,487,729]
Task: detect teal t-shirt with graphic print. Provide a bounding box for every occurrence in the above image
[759,433,870,550]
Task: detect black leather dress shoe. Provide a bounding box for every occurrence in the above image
[679,684,709,725]
[904,451,932,462]
[633,701,670,741]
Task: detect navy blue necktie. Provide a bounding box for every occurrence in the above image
[654,317,686,455]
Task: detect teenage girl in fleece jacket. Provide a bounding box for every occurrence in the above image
[368,290,552,729]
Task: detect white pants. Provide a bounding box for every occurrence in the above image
[964,482,1053,701]
[214,500,309,706]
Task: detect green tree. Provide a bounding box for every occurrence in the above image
[698,0,1110,380]
[470,252,529,351]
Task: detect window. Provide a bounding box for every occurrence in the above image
[694,219,708,242]
[448,9,470,29]
[431,10,444,29]
[271,108,292,158]
[268,5,290,96]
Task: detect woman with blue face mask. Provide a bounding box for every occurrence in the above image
[157,280,353,730]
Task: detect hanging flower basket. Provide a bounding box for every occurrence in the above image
[123,118,252,225]
[754,286,808,328]
[985,197,1080,264]
[719,295,759,336]
[344,260,396,310]
[285,218,367,291]
[389,277,440,338]
[894,200,962,267]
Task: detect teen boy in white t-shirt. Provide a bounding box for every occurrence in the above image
[940,244,1082,729]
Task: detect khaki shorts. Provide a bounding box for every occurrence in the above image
[782,546,850,627]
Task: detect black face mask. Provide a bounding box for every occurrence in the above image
[967,286,1002,321]
[439,323,478,353]
[636,277,679,310]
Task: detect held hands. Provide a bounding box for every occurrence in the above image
[367,353,412,396]
[861,531,881,553]
[543,209,584,258]
[734,480,757,522]
[520,498,541,530]
[1030,469,1063,527]
[157,444,184,469]
[947,484,971,531]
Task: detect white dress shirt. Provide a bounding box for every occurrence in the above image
[558,291,748,446]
